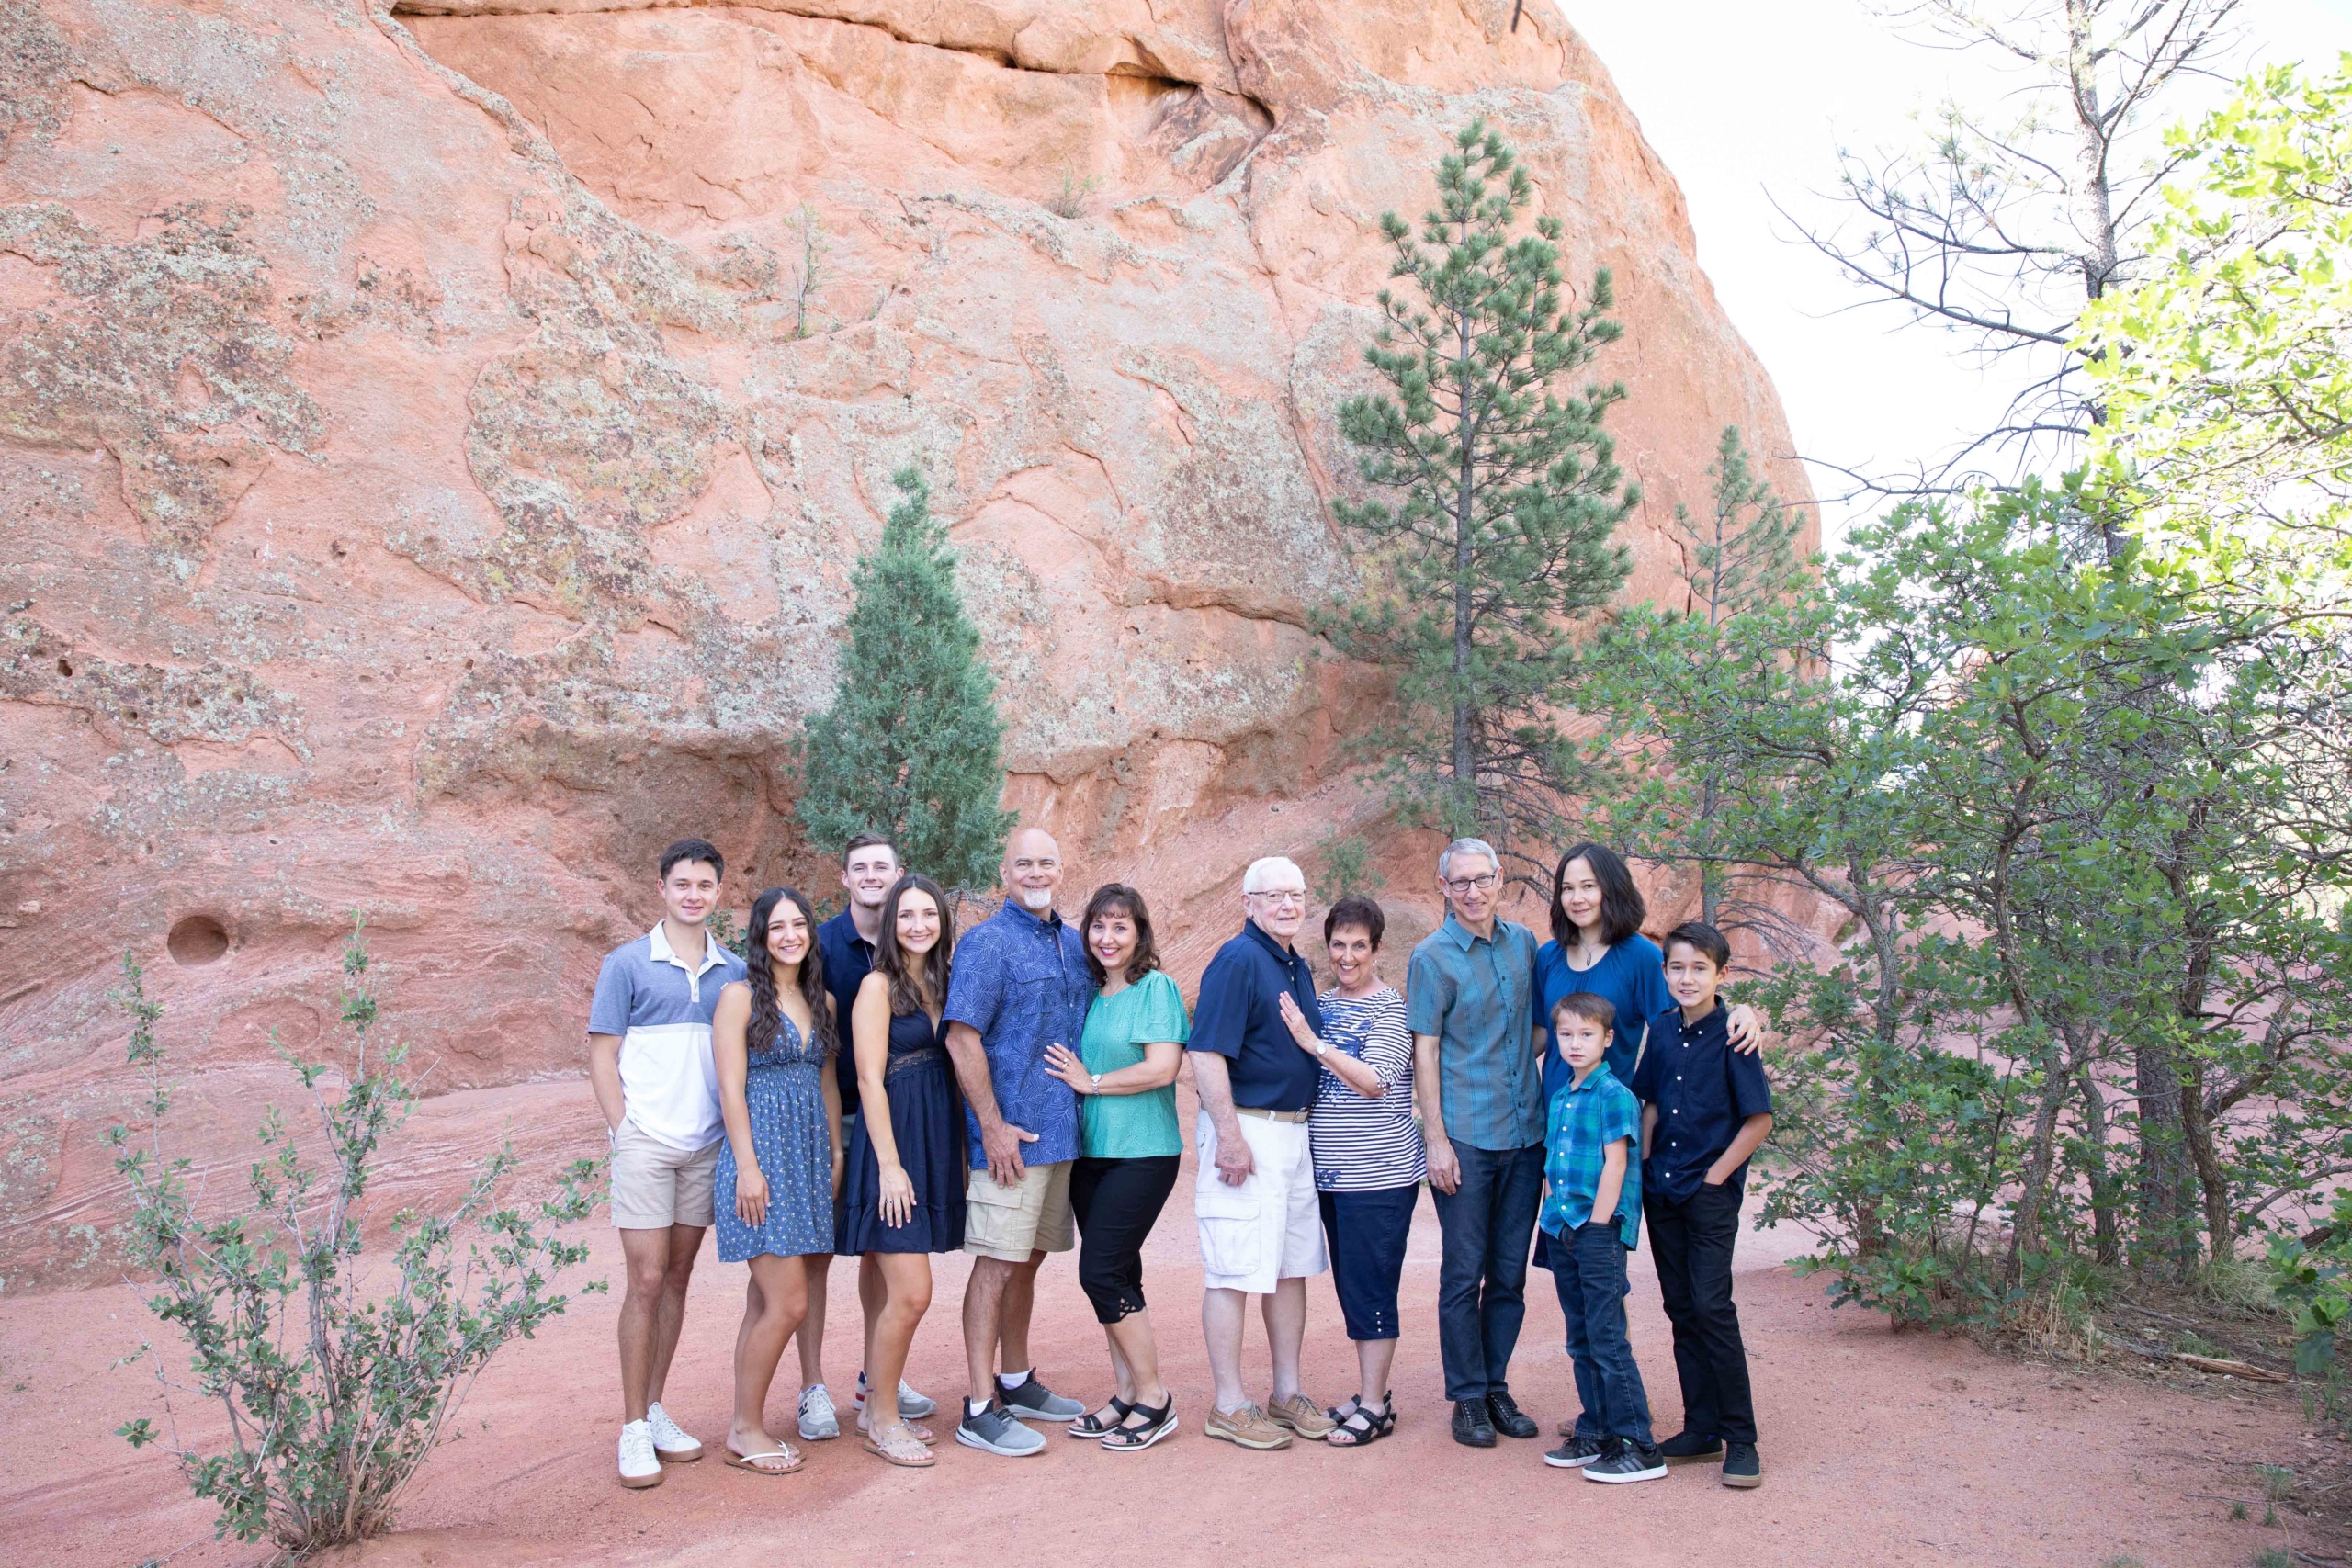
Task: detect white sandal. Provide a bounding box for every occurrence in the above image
[721,1444,803,1475]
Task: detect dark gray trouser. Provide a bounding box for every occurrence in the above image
[1429,1142,1545,1403]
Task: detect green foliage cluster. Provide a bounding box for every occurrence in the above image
[1316,120,1635,872]
[110,927,603,1552]
[796,467,1016,893]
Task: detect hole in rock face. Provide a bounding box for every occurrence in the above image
[167,914,232,966]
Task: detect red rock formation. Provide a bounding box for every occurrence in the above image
[0,0,1808,1287]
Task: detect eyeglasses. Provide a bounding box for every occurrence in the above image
[1247,889,1307,908]
[1443,873,1500,894]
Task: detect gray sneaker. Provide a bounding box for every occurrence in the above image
[856,1371,938,1420]
[996,1373,1083,1423]
[956,1400,1046,1456]
[797,1384,841,1442]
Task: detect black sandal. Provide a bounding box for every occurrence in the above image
[1325,1393,1395,1448]
[1068,1396,1133,1438]
[1100,1396,1178,1451]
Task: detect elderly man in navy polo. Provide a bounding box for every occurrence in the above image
[1408,836,1549,1450]
[1187,854,1337,1451]
[944,825,1093,1456]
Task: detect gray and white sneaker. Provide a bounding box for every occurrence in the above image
[1544,1430,1605,1469]
[956,1400,1047,1456]
[996,1373,1083,1423]
[856,1371,938,1420]
[1584,1438,1668,1483]
[797,1383,841,1442]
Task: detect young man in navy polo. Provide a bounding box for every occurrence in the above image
[588,837,746,1490]
[790,832,939,1442]
[1629,920,1774,1490]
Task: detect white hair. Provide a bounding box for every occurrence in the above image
[1437,837,1498,881]
[1241,855,1306,895]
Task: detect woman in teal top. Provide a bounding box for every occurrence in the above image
[1043,884,1186,1451]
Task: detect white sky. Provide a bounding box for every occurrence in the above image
[1555,0,2352,542]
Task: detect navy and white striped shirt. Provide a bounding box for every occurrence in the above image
[1309,986,1426,1192]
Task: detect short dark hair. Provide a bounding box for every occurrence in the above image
[841,832,898,870]
[1080,884,1161,986]
[1663,920,1732,971]
[1324,896,1386,951]
[1550,841,1645,949]
[1552,991,1616,1033]
[660,838,724,882]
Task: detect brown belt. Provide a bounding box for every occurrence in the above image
[1236,1106,1308,1124]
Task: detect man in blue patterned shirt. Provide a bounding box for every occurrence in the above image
[1407,836,1548,1450]
[944,826,1092,1455]
[1538,992,1663,1483]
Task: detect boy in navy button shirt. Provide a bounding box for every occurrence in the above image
[1628,921,1773,1490]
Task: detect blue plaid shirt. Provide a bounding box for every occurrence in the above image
[1539,1064,1643,1250]
[944,899,1092,1168]
[1406,914,1544,1152]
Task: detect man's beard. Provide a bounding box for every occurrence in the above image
[1017,886,1055,911]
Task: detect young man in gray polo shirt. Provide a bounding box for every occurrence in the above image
[588,837,747,1490]
[1407,836,1549,1450]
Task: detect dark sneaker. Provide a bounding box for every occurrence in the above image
[1451,1398,1498,1449]
[955,1401,1046,1456]
[1657,1429,1724,1464]
[1543,1431,1605,1469]
[1721,1440,1763,1489]
[1486,1389,1540,1439]
[996,1374,1083,1424]
[1586,1438,1668,1484]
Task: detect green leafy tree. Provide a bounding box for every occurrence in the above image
[797,467,1015,891]
[1315,119,1637,869]
[110,925,602,1552]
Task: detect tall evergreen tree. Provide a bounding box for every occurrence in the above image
[796,468,1015,892]
[1316,119,1638,871]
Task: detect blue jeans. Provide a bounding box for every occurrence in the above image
[1551,1219,1655,1446]
[1430,1142,1544,1402]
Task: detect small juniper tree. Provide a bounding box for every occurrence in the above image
[1315,119,1637,873]
[797,467,1016,892]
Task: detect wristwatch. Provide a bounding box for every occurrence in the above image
[1314,1041,1329,1058]
[1090,1072,1102,1093]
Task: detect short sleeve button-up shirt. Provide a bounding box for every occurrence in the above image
[1187,919,1324,1112]
[1540,1064,1644,1249]
[944,898,1092,1168]
[1406,914,1544,1152]
[1629,1000,1774,1203]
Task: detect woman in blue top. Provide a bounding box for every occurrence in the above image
[712,886,844,1476]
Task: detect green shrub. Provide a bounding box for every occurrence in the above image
[109,924,603,1551]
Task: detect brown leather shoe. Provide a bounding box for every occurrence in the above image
[1266,1393,1337,1438]
[1204,1403,1294,1450]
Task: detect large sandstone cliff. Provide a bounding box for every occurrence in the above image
[0,0,1806,1287]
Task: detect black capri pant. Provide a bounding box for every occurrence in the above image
[1069,1155,1180,1324]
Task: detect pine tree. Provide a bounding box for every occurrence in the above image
[1316,119,1637,873]
[1671,426,1806,923]
[796,468,1015,892]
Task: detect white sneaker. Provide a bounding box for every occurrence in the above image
[854,1371,938,1420]
[618,1421,662,1489]
[797,1383,841,1441]
[644,1401,704,1462]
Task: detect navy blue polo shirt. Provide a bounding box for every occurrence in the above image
[1629,1000,1772,1204]
[816,908,876,1115]
[1188,919,1323,1112]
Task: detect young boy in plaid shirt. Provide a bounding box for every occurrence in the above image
[1538,992,1664,1483]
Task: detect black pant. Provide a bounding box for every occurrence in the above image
[1069,1156,1179,1324]
[1644,1181,1757,1444]
[1429,1143,1544,1402]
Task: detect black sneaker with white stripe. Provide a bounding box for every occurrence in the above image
[1544,1431,1605,1468]
[1583,1437,1668,1483]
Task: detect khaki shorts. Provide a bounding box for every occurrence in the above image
[964,1160,1075,1262]
[609,1118,719,1230]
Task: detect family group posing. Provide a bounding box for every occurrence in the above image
[585,827,1775,1494]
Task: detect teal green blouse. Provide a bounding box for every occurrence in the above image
[1078,970,1188,1159]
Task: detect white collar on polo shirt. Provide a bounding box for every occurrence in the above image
[647,920,725,975]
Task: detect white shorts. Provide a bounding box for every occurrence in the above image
[1195,1110,1328,1294]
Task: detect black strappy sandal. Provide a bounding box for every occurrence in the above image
[1325,1393,1395,1448]
[1099,1396,1178,1451]
[1068,1396,1133,1438]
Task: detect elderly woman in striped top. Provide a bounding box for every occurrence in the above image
[1275,894,1423,1448]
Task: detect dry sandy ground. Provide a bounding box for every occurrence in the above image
[1,1093,2321,1568]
